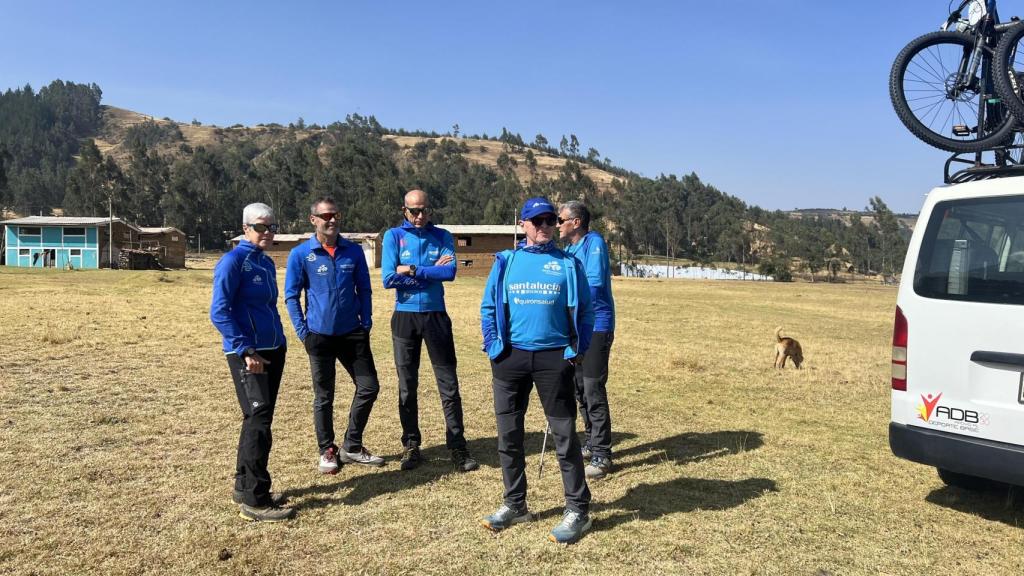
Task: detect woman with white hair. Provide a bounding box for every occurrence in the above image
[210,203,294,522]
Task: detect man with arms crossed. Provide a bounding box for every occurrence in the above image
[558,200,616,479]
[382,189,478,472]
[285,196,385,473]
[479,197,595,544]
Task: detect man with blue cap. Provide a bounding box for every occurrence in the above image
[479,196,595,544]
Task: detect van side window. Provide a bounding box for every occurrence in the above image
[914,197,1024,304]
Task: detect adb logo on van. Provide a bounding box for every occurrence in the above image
[917,392,990,432]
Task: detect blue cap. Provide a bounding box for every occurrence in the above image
[521,197,556,220]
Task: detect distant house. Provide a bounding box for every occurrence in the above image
[1,216,141,269]
[433,224,524,274]
[229,232,380,270]
[139,227,187,268]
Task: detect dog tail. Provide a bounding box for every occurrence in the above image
[775,326,784,342]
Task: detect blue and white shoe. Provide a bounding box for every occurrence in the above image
[480,503,534,531]
[548,509,592,544]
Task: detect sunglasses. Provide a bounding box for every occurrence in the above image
[528,215,558,227]
[248,223,279,234]
[557,216,576,225]
[405,207,431,217]
[314,212,339,222]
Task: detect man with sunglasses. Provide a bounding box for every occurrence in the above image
[479,197,595,544]
[285,196,384,474]
[557,200,616,480]
[381,189,478,473]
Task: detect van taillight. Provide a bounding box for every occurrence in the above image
[892,306,908,391]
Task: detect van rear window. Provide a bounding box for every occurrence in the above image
[914,196,1024,304]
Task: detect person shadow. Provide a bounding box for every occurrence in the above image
[286,431,637,509]
[614,430,765,470]
[925,482,1024,527]
[596,476,778,530]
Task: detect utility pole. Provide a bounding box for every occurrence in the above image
[108,194,113,269]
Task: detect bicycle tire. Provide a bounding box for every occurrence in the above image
[993,22,1024,131]
[890,30,1017,152]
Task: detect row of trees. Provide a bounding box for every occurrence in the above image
[0,80,910,276]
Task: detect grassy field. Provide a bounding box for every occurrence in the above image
[1,266,1023,575]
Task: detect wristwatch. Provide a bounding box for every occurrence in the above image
[409,264,417,276]
[243,347,256,358]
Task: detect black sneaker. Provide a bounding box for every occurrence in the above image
[400,441,422,471]
[451,448,479,472]
[232,490,289,506]
[238,503,295,522]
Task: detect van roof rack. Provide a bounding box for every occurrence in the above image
[945,145,1024,184]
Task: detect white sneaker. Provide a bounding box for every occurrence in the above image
[318,446,340,474]
[338,446,385,467]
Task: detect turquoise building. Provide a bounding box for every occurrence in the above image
[1,216,141,269]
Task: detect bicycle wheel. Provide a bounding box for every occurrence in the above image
[890,31,1017,152]
[993,23,1024,131]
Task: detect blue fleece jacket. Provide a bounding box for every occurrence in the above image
[284,235,372,341]
[381,221,456,312]
[210,240,286,356]
[480,246,594,360]
[565,231,615,332]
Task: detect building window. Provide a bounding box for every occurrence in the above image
[19,227,41,237]
[458,237,472,247]
[70,249,82,256]
[459,259,473,267]
[123,232,131,239]
[18,249,29,256]
[171,235,178,241]
[63,227,86,237]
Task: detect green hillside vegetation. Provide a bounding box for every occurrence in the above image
[0,80,910,278]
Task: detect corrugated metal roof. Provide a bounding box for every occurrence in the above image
[229,232,377,243]
[139,226,186,235]
[0,216,141,232]
[437,224,523,235]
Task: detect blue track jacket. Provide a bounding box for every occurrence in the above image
[284,235,372,341]
[381,221,456,312]
[210,240,286,356]
[480,247,594,360]
[565,231,615,332]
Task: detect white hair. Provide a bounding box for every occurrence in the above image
[242,203,275,225]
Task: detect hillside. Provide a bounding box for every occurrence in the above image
[93,106,626,198]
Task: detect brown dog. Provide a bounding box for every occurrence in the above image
[774,326,803,369]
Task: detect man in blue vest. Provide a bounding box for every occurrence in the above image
[382,189,478,473]
[479,196,595,544]
[285,196,384,474]
[558,200,616,480]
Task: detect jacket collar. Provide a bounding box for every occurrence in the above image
[238,239,261,253]
[307,234,348,251]
[400,220,434,232]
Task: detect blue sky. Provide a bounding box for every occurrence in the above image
[0,1,976,213]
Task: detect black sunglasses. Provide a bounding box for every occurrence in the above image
[405,207,431,216]
[248,223,279,234]
[528,215,558,227]
[314,212,339,222]
[557,216,576,225]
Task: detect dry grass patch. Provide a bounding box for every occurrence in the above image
[3,269,1024,574]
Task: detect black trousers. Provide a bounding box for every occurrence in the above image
[575,331,614,459]
[304,329,380,453]
[227,346,286,507]
[392,311,467,450]
[490,347,591,514]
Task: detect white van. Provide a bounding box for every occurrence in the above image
[891,174,1024,488]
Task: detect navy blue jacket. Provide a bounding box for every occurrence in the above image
[480,246,594,360]
[381,221,457,312]
[210,240,286,356]
[284,235,372,340]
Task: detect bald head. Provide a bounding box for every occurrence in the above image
[403,189,431,227]
[404,189,428,206]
